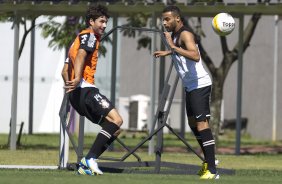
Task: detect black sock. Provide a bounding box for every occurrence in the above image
[86,122,119,159]
[191,127,206,160]
[96,136,117,158]
[199,128,216,174]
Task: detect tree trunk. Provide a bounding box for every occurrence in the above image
[210,77,224,145]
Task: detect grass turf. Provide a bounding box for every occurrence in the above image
[0,169,282,184]
[1,133,282,183]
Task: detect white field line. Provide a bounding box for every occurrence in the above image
[0,165,58,169]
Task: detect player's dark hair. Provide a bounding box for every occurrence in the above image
[162,5,181,17]
[85,4,110,26]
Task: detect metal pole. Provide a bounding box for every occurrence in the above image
[10,12,20,150]
[110,15,118,106]
[108,15,118,151]
[59,92,70,168]
[77,116,85,163]
[59,119,69,168]
[155,39,166,173]
[235,15,244,155]
[272,15,279,141]
[180,87,185,138]
[29,19,35,134]
[149,13,157,155]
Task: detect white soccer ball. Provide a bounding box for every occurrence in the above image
[212,13,235,36]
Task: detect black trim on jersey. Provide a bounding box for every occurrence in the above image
[171,26,197,47]
[79,33,97,53]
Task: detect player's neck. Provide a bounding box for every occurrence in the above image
[87,27,101,39]
[173,23,184,34]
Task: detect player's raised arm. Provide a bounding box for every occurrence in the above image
[173,31,200,62]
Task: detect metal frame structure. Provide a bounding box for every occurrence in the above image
[58,26,235,174]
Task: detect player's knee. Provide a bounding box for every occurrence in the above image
[112,116,123,127]
[106,110,123,127]
[197,120,210,131]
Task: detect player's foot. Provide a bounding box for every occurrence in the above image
[200,170,219,179]
[80,157,103,175]
[197,162,208,176]
[77,166,94,175]
[198,158,219,175]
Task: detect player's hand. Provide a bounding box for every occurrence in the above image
[153,50,171,58]
[64,78,80,93]
[163,32,174,48]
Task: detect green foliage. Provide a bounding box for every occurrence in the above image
[0,14,13,22]
[40,16,85,51]
[0,14,38,58]
[122,12,153,50]
[1,13,110,56]
[40,16,111,56]
[122,12,151,37]
[137,36,151,50]
[0,14,37,24]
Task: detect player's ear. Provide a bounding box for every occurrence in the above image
[89,18,94,26]
[176,15,181,22]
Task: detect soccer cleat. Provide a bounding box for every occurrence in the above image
[197,162,208,176]
[80,157,103,175]
[200,170,220,179]
[77,166,94,175]
[197,158,219,175]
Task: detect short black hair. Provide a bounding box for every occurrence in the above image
[85,4,110,26]
[162,5,181,17]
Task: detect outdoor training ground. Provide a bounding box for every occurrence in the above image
[0,132,282,184]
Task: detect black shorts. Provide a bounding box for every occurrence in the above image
[69,87,114,124]
[186,86,211,122]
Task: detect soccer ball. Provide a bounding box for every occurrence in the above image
[212,13,235,36]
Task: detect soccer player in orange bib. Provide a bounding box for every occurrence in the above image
[62,5,123,175]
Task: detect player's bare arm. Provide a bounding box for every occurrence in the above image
[172,31,200,62]
[153,32,174,57]
[154,31,200,62]
[61,63,69,84]
[65,49,87,92]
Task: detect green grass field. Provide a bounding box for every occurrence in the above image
[1,133,282,183]
[1,169,282,184]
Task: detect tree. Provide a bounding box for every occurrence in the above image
[1,13,39,143]
[0,14,37,59]
[197,0,270,142]
[122,0,271,142]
